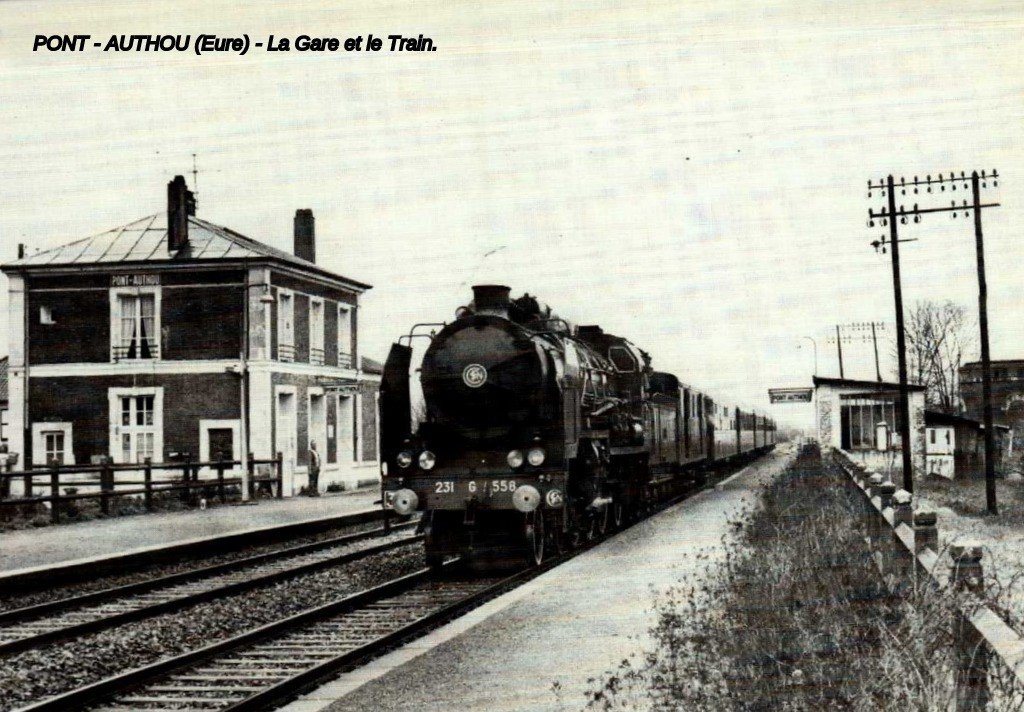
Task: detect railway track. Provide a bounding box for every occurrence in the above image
[19,564,526,712]
[13,453,771,712]
[0,523,419,656]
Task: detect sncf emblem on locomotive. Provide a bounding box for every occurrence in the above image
[462,363,488,388]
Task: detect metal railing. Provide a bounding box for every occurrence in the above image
[0,453,284,524]
[310,347,325,366]
[337,351,353,369]
[278,343,296,362]
[111,341,160,361]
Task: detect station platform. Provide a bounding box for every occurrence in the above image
[0,486,381,576]
[285,446,796,712]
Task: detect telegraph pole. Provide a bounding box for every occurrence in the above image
[871,322,882,382]
[868,170,1000,509]
[835,325,845,378]
[972,171,997,514]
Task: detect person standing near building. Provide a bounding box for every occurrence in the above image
[308,440,321,496]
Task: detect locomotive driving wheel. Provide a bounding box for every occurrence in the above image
[612,500,625,529]
[596,503,611,536]
[525,510,545,566]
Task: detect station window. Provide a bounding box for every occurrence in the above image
[111,289,160,360]
[109,388,163,464]
[338,304,352,368]
[278,291,295,362]
[309,299,325,365]
[39,305,55,324]
[43,431,65,464]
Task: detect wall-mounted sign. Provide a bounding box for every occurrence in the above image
[769,387,813,404]
[111,274,160,287]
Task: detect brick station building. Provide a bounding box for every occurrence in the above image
[961,359,1024,453]
[1,176,380,495]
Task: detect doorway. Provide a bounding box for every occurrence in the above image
[275,388,297,494]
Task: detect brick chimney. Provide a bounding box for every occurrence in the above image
[167,175,193,253]
[294,209,315,263]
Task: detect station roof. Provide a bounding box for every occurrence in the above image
[2,214,371,290]
[812,376,926,392]
[0,357,7,404]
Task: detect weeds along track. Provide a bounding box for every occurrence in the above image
[0,524,419,655]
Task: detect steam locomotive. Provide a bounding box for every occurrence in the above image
[379,285,776,567]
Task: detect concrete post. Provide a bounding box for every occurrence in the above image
[913,510,938,554]
[869,473,884,500]
[879,481,897,510]
[950,542,988,712]
[893,490,913,528]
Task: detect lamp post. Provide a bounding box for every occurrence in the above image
[799,336,818,376]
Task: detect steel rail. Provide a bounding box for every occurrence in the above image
[14,448,776,712]
[0,524,420,656]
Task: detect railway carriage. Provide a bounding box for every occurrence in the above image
[379,286,775,567]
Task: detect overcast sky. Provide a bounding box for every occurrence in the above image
[1,0,1022,428]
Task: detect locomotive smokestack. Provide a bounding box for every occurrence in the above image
[472,285,511,317]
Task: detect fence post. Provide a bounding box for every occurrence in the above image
[913,510,938,555]
[879,481,897,510]
[23,467,32,499]
[49,460,60,524]
[182,454,192,503]
[247,453,255,500]
[275,452,284,499]
[868,473,884,500]
[143,457,153,511]
[216,452,226,504]
[100,457,113,516]
[950,542,989,711]
[1,455,11,500]
[893,490,913,528]
[866,473,884,545]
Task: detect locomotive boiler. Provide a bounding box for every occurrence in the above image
[379,285,775,567]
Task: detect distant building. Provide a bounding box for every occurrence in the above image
[924,410,1010,479]
[0,356,8,452]
[813,376,927,476]
[1,176,379,494]
[961,359,1024,450]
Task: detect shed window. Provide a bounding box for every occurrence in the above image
[840,395,900,450]
[40,305,55,324]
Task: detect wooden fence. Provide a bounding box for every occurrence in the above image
[0,453,284,524]
[833,447,1024,711]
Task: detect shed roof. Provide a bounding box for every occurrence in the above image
[2,214,371,290]
[812,376,927,392]
[925,410,1010,432]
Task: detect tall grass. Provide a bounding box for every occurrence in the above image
[580,445,1024,711]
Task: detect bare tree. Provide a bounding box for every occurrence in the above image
[892,300,976,413]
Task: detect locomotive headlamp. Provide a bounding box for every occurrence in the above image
[507,449,525,469]
[396,451,414,469]
[391,488,419,516]
[418,450,437,470]
[527,447,546,467]
[512,485,541,513]
[545,489,564,508]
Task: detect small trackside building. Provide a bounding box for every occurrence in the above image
[1,176,380,495]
